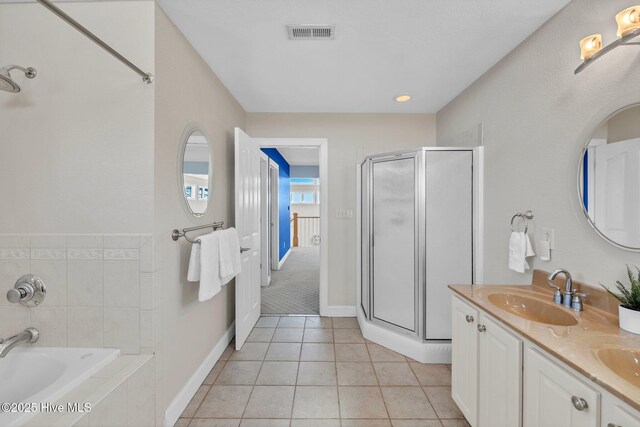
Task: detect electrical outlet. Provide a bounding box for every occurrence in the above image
[542,228,555,249]
[336,209,353,219]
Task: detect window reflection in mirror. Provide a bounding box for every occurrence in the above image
[579,105,640,250]
[182,129,211,217]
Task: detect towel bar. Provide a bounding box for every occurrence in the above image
[171,221,224,243]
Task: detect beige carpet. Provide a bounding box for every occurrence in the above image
[261,246,319,314]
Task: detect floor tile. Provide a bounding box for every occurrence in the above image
[303,328,334,343]
[272,328,304,342]
[305,317,332,329]
[297,361,337,385]
[300,343,335,361]
[214,361,262,385]
[229,343,269,361]
[334,344,369,361]
[188,420,241,427]
[423,387,464,419]
[246,327,275,342]
[220,344,234,361]
[439,420,470,427]
[381,387,437,419]
[391,421,443,427]
[333,328,365,343]
[265,343,302,361]
[290,420,340,427]
[277,317,306,328]
[332,317,359,329]
[181,385,209,417]
[342,421,392,427]
[195,386,252,418]
[202,360,226,385]
[243,386,295,418]
[174,418,190,427]
[336,362,378,386]
[256,316,280,328]
[338,386,388,419]
[256,361,299,385]
[239,420,290,427]
[367,343,406,362]
[410,363,451,386]
[292,386,340,418]
[374,362,419,386]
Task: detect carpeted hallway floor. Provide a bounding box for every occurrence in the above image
[261,246,319,314]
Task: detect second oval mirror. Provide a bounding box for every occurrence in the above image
[181,128,212,217]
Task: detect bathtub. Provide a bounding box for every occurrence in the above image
[0,347,119,426]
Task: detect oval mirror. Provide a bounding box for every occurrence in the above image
[180,127,212,217]
[578,104,640,250]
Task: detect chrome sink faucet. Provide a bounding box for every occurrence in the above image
[547,269,574,308]
[0,328,39,358]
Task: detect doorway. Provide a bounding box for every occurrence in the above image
[257,139,328,315]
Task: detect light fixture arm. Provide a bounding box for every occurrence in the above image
[575,27,640,74]
[2,65,37,79]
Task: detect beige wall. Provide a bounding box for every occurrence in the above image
[607,105,640,143]
[154,5,246,416]
[437,0,640,288]
[247,113,436,306]
[0,1,155,234]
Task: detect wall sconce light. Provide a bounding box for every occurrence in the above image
[575,5,640,74]
[579,34,602,60]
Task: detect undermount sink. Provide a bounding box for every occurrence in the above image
[487,293,579,326]
[595,347,640,389]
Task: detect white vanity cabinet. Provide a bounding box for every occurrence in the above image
[451,296,522,427]
[524,347,600,427]
[602,393,640,427]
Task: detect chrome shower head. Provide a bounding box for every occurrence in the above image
[0,65,37,93]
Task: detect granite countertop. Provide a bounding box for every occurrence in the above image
[449,272,640,411]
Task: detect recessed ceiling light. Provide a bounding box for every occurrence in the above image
[395,95,411,103]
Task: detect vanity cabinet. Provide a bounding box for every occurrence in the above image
[602,393,640,427]
[452,296,522,427]
[524,347,600,427]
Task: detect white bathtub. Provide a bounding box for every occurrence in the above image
[0,347,119,426]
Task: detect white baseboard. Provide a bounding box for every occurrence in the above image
[276,247,292,270]
[323,305,357,317]
[164,321,235,427]
[357,308,451,363]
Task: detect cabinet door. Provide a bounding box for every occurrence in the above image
[451,296,479,426]
[478,314,522,427]
[524,347,600,427]
[602,392,640,427]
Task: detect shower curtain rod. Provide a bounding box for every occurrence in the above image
[36,0,154,84]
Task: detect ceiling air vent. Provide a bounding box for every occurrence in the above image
[287,25,335,40]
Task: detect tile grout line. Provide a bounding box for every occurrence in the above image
[365,338,392,422]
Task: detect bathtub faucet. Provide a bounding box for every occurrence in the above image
[0,328,39,358]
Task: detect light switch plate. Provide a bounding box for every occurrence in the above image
[542,228,555,249]
[336,209,353,219]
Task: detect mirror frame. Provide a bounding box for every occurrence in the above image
[178,122,214,218]
[576,103,640,252]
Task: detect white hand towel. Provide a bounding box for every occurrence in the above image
[198,232,222,302]
[219,228,241,285]
[187,242,201,282]
[508,232,528,273]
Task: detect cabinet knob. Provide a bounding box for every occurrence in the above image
[607,424,621,427]
[477,324,486,332]
[571,396,588,411]
[465,315,474,323]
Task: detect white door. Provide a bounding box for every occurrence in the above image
[524,347,600,427]
[478,314,522,427]
[234,128,262,350]
[451,296,479,426]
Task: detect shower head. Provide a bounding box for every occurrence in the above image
[0,65,37,93]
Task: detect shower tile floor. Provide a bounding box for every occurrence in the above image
[175,317,469,427]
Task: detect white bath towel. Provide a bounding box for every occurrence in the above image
[508,232,535,273]
[196,232,223,302]
[218,227,241,285]
[187,242,201,282]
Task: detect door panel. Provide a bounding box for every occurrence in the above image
[451,296,478,426]
[234,128,261,350]
[371,155,417,332]
[425,150,473,340]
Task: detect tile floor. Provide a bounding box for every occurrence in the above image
[176,316,469,427]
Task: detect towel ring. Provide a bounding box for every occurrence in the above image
[510,210,534,234]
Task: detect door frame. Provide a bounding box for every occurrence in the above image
[269,160,280,271]
[255,138,329,316]
[260,152,271,287]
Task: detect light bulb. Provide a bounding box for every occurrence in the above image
[616,6,640,37]
[579,34,602,60]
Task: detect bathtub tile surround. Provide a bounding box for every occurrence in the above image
[24,354,155,427]
[175,316,467,426]
[0,234,158,354]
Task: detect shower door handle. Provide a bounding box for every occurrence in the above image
[240,247,251,253]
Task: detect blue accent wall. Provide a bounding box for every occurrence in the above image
[261,148,290,261]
